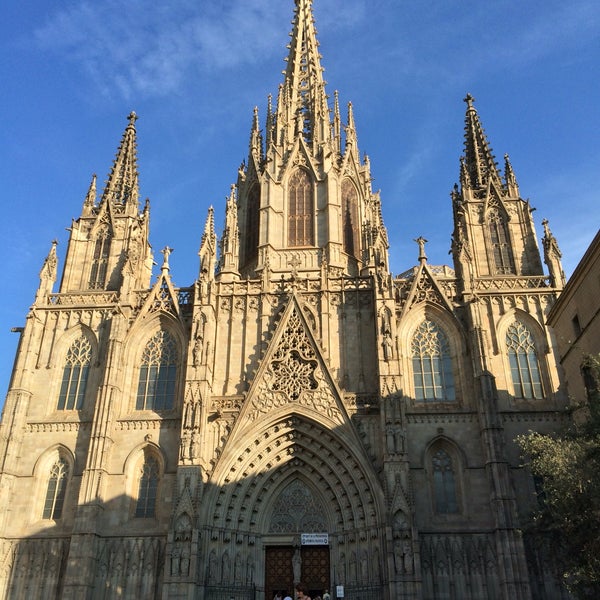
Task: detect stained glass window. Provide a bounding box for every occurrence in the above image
[135,456,159,518]
[89,229,111,289]
[136,331,178,410]
[411,320,456,402]
[432,449,458,514]
[488,208,515,274]
[506,321,543,399]
[288,170,313,246]
[57,336,91,410]
[342,179,359,258]
[43,458,69,519]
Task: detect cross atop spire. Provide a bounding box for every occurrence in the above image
[100,111,140,216]
[461,94,502,190]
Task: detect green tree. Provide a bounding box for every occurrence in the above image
[517,354,600,599]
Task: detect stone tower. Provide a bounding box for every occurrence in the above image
[0,1,569,599]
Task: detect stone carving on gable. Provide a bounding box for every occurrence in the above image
[247,306,342,422]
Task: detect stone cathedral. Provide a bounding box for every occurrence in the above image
[0,1,571,599]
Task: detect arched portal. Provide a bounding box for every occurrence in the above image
[200,414,386,599]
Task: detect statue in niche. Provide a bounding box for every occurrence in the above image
[171,543,181,576]
[292,545,302,583]
[383,332,393,360]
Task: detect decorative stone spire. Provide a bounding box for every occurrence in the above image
[100,111,140,216]
[462,94,502,190]
[82,174,97,216]
[199,206,217,282]
[249,106,263,164]
[36,240,58,302]
[333,90,342,154]
[503,153,519,194]
[542,219,566,289]
[218,185,241,281]
[274,0,331,151]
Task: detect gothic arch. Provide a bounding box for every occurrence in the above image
[423,437,466,518]
[48,325,98,413]
[341,177,360,259]
[122,443,167,519]
[482,198,516,275]
[121,315,187,415]
[286,168,314,247]
[31,445,76,525]
[203,414,384,537]
[397,305,470,407]
[495,310,549,401]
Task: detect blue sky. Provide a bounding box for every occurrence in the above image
[1,0,599,401]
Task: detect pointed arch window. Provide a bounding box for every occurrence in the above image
[57,335,92,410]
[488,208,515,274]
[506,321,543,399]
[432,449,459,514]
[89,228,111,289]
[134,455,159,518]
[244,184,260,265]
[342,179,359,258]
[43,458,69,520]
[288,169,314,246]
[136,331,178,411]
[411,320,456,402]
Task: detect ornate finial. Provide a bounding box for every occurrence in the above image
[541,218,551,237]
[161,246,173,272]
[414,236,428,264]
[463,93,475,108]
[127,111,138,126]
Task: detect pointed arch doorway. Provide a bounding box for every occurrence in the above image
[264,480,331,599]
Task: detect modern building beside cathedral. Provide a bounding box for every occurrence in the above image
[0,1,573,599]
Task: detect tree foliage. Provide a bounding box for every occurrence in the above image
[517,354,600,599]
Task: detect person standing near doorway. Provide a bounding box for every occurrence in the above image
[295,583,311,600]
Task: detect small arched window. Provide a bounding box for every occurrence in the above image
[57,335,92,410]
[288,169,313,246]
[411,320,456,402]
[341,179,359,258]
[136,331,178,411]
[89,228,111,289]
[244,184,260,265]
[488,208,515,274]
[506,321,543,399]
[432,449,459,514]
[135,455,160,518]
[43,458,69,520]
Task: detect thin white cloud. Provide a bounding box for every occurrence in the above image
[33,0,293,100]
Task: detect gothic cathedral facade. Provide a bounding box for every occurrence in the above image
[0,1,570,599]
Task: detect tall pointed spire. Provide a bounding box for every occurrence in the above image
[82,174,97,216]
[100,111,140,215]
[462,94,502,189]
[274,0,331,151]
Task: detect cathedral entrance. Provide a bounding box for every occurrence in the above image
[265,545,330,599]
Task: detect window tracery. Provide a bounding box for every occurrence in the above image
[488,208,515,274]
[57,335,92,410]
[288,169,313,246]
[136,331,178,410]
[506,321,543,399]
[431,449,458,514]
[89,228,111,289]
[135,455,159,518]
[342,178,359,258]
[43,458,69,520]
[411,320,455,402]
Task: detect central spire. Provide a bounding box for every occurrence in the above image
[274,0,331,150]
